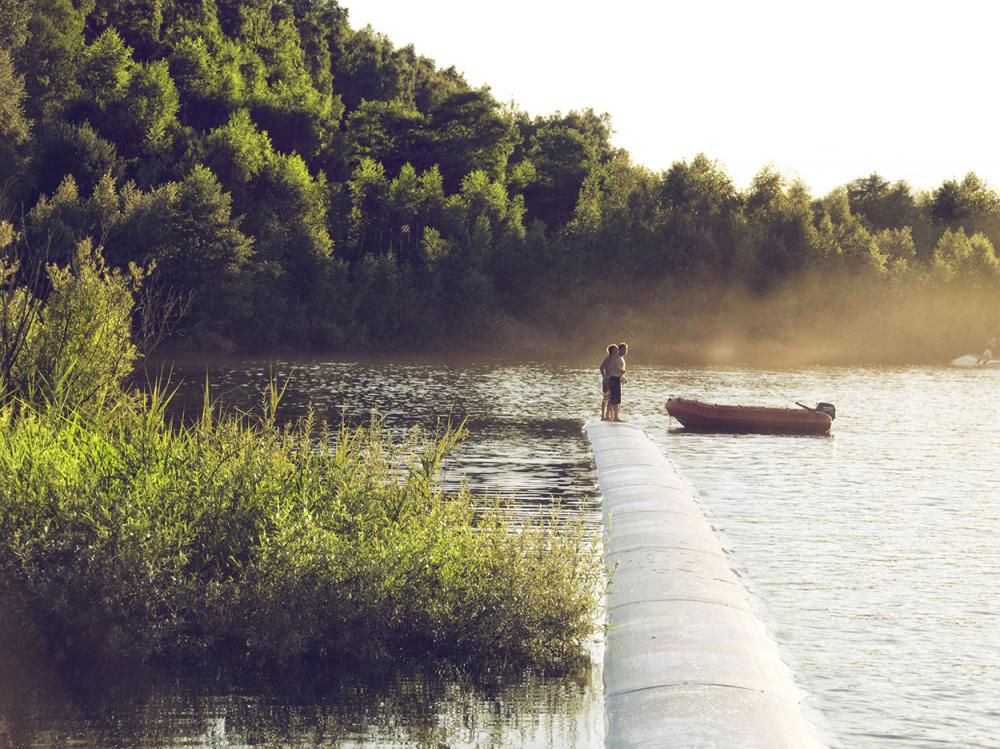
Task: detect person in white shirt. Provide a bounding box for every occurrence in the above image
[606,342,627,421]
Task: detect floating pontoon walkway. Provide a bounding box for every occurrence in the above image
[586,420,828,749]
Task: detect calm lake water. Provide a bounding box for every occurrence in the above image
[3,358,999,748]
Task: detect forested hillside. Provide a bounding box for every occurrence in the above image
[2,0,998,360]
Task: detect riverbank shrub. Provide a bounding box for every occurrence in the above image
[0,386,601,670]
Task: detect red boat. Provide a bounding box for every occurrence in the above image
[666,398,835,435]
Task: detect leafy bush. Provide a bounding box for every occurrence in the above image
[0,240,139,409]
[0,387,600,670]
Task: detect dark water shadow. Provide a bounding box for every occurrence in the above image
[0,633,598,749]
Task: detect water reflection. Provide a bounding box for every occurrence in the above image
[0,646,603,748]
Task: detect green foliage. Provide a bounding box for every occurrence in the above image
[847,173,923,234]
[659,154,745,275]
[932,228,999,280]
[517,111,611,226]
[17,0,86,119]
[7,0,1000,353]
[0,394,601,669]
[345,98,426,173]
[928,172,1000,226]
[348,157,388,252]
[111,165,253,310]
[32,120,124,199]
[238,4,341,158]
[0,241,139,408]
[123,59,180,151]
[0,49,31,191]
[204,108,274,186]
[25,175,91,264]
[167,35,243,130]
[426,90,519,190]
[86,0,167,58]
[875,227,917,267]
[79,27,134,109]
[744,169,818,288]
[0,0,31,52]
[334,25,414,112]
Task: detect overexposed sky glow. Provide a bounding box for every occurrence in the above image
[342,0,1000,195]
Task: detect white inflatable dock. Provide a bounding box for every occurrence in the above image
[586,420,828,749]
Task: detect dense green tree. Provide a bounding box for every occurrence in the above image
[847,173,919,230]
[344,99,426,175]
[385,163,422,262]
[246,151,333,298]
[744,169,818,288]
[17,0,86,119]
[6,240,140,407]
[926,173,1000,254]
[412,58,466,113]
[659,154,745,274]
[812,188,888,274]
[875,227,916,266]
[426,89,518,190]
[116,165,251,287]
[0,49,31,193]
[86,0,167,59]
[78,27,134,109]
[162,0,224,45]
[168,35,245,130]
[928,173,999,226]
[286,0,337,100]
[203,108,274,202]
[238,4,341,158]
[567,153,660,274]
[122,59,180,152]
[0,0,31,51]
[24,176,94,264]
[520,125,598,227]
[932,228,999,280]
[333,25,412,112]
[347,157,389,256]
[31,121,123,199]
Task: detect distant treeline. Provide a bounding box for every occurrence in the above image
[2,0,999,356]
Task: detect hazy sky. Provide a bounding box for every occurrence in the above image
[342,0,1000,195]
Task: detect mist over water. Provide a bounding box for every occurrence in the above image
[6,357,999,747]
[571,274,1000,369]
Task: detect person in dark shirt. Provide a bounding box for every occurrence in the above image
[599,344,618,420]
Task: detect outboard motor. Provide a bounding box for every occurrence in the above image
[815,402,836,420]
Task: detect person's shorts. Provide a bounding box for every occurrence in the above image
[602,376,610,394]
[609,376,622,405]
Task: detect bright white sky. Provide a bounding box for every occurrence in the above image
[342,0,1000,196]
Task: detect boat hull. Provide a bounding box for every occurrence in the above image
[666,398,833,435]
[951,354,1000,368]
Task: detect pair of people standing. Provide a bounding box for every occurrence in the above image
[979,337,996,364]
[600,342,627,421]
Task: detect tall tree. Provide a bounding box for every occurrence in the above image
[17,0,86,119]
[426,89,518,191]
[0,49,32,194]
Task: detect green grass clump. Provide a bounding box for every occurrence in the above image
[0,386,600,670]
